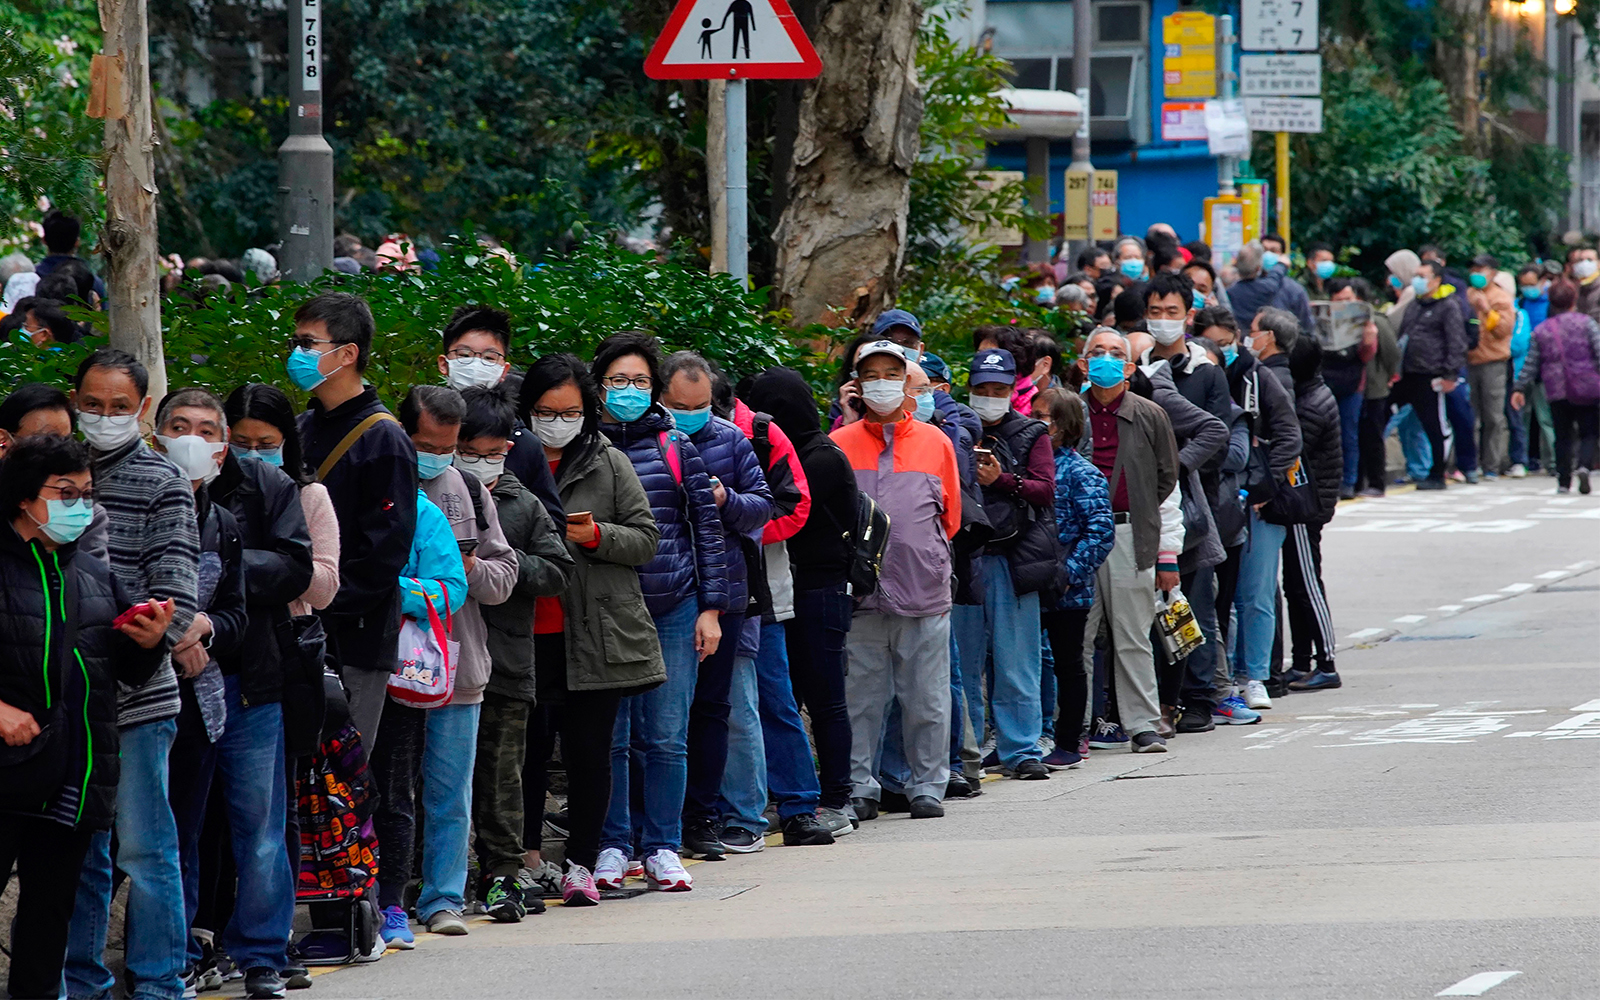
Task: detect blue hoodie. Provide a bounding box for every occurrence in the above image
[400,489,467,621]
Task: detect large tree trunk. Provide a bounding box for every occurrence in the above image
[100,0,166,406]
[773,0,923,329]
[1434,0,1489,154]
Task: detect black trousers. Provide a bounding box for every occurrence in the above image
[1390,373,1450,481]
[524,632,623,872]
[1041,608,1089,748]
[684,612,746,824]
[371,700,426,909]
[1359,397,1390,491]
[1282,522,1336,670]
[1549,399,1600,488]
[785,584,854,810]
[1,814,95,1000]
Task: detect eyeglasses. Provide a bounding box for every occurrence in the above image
[1084,348,1127,360]
[532,408,583,423]
[600,374,652,391]
[289,335,338,352]
[446,347,507,364]
[909,387,934,398]
[457,449,508,461]
[854,373,905,383]
[41,483,94,504]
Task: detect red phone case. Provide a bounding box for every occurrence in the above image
[112,601,156,629]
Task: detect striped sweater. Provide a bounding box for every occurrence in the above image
[90,440,200,727]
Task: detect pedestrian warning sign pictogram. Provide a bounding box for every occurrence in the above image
[645,0,822,80]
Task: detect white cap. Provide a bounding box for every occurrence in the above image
[853,339,908,371]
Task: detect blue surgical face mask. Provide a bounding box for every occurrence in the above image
[1314,260,1337,280]
[1389,274,1404,290]
[1120,259,1146,280]
[1192,289,1205,310]
[417,450,454,481]
[668,405,711,435]
[33,497,94,544]
[1411,275,1429,295]
[230,443,284,467]
[1035,286,1056,305]
[1223,345,1238,366]
[287,346,337,392]
[1261,250,1280,270]
[605,386,651,423]
[1521,284,1543,300]
[914,392,936,423]
[1086,354,1127,389]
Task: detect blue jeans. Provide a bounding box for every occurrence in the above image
[1337,389,1363,488]
[1507,385,1529,466]
[603,598,698,856]
[66,718,186,1000]
[1387,405,1433,482]
[170,678,293,972]
[953,555,1043,766]
[418,701,480,920]
[1232,511,1286,683]
[948,626,968,767]
[718,654,766,834]
[950,605,987,750]
[1446,377,1476,473]
[718,624,822,834]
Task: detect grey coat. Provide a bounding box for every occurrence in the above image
[481,471,575,703]
[1140,363,1227,572]
[555,437,665,692]
[1094,390,1180,572]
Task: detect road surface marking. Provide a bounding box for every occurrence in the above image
[1535,570,1569,580]
[1436,970,1521,996]
[1570,699,1600,711]
[1463,594,1500,603]
[1393,614,1427,624]
[1399,703,1440,708]
[1499,582,1533,592]
[1348,627,1385,639]
[1436,604,1464,612]
[1241,728,1284,738]
[1505,731,1540,737]
[1547,712,1600,730]
[1568,560,1596,569]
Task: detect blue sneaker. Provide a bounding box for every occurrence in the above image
[1212,696,1262,725]
[1087,719,1129,750]
[380,905,415,950]
[1042,746,1083,769]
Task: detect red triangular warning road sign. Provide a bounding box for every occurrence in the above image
[645,0,822,80]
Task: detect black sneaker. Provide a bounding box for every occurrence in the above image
[879,789,911,813]
[1131,731,1168,753]
[720,826,765,853]
[1416,477,1447,491]
[543,810,570,839]
[944,771,973,798]
[1176,705,1215,733]
[1579,468,1592,495]
[281,964,312,991]
[908,795,944,819]
[483,874,526,923]
[849,796,879,822]
[681,817,726,860]
[244,968,286,1000]
[781,813,836,846]
[1004,759,1050,780]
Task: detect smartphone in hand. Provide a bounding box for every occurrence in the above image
[111,600,158,630]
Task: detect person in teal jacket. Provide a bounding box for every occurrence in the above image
[374,487,467,950]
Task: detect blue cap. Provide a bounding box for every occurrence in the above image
[969,348,1018,386]
[918,351,951,383]
[872,308,922,339]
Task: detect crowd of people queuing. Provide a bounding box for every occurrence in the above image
[1,209,1598,1000]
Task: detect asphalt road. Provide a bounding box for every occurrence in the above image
[120,479,1600,998]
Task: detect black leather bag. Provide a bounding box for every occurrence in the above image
[277,613,328,758]
[0,706,67,814]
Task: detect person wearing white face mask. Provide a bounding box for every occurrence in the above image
[1564,244,1600,324]
[438,306,513,390]
[1139,272,1234,427]
[64,350,200,1000]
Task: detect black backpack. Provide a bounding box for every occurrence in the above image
[847,492,891,598]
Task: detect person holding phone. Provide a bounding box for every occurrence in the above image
[518,353,662,906]
[0,434,173,1000]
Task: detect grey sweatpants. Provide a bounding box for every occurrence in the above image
[845,611,951,802]
[1468,360,1508,475]
[344,667,393,754]
[1081,523,1162,739]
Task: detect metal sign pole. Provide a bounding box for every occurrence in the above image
[1275,129,1290,251]
[725,77,749,287]
[1217,13,1237,196]
[277,0,333,279]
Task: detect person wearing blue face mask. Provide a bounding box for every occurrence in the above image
[591,332,728,888]
[1074,328,1180,754]
[1113,235,1148,284]
[293,292,419,752]
[1302,242,1337,299]
[1392,259,1467,490]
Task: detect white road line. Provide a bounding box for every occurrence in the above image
[1504,731,1540,737]
[1436,970,1521,996]
[1535,570,1569,580]
[1241,728,1284,738]
[1393,614,1427,623]
[1568,560,1596,570]
[1462,594,1500,603]
[1436,604,1464,612]
[1347,628,1385,639]
[1499,582,1534,593]
[1570,699,1600,712]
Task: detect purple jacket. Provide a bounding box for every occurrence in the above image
[1517,311,1600,405]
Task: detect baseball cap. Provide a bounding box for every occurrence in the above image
[872,308,923,339]
[853,339,908,371]
[969,348,1018,386]
[918,351,951,383]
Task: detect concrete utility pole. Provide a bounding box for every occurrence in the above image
[708,80,728,274]
[1217,13,1237,195]
[1064,0,1094,259]
[277,0,334,279]
[98,0,168,406]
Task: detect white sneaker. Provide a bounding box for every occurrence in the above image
[644,849,693,892]
[1508,463,1527,479]
[1243,680,1273,710]
[593,848,628,890]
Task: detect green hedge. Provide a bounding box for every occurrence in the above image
[2,241,818,407]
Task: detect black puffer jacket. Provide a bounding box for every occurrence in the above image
[1293,371,1344,524]
[1397,287,1469,377]
[0,525,165,829]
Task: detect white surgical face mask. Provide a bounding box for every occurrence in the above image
[446,356,506,390]
[860,379,908,415]
[156,433,227,484]
[1147,318,1186,346]
[968,394,1012,424]
[534,414,583,449]
[1576,259,1598,279]
[79,412,143,452]
[453,453,505,484]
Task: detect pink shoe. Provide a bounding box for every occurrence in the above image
[562,863,600,906]
[1077,736,1090,760]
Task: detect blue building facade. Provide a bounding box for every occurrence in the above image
[983,0,1221,243]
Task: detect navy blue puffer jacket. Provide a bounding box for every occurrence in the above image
[684,415,773,614]
[602,405,730,618]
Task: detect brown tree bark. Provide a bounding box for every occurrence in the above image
[773,0,924,329]
[99,0,167,406]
